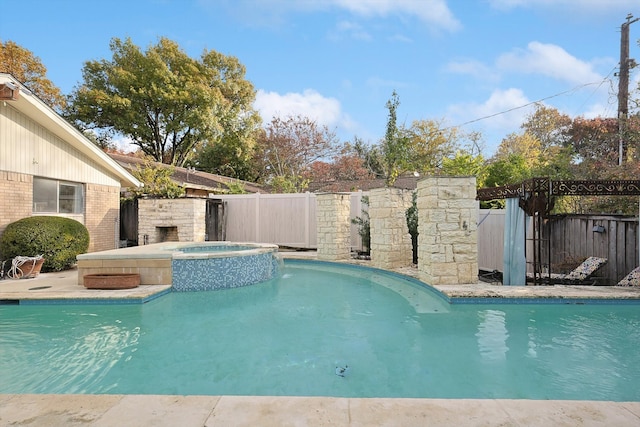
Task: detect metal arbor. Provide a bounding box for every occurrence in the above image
[476,178,640,285]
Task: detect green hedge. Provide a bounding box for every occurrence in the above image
[0,216,90,272]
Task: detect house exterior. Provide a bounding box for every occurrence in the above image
[0,73,142,253]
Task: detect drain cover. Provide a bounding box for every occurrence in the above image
[28,286,52,290]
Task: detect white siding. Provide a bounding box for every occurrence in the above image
[0,103,120,187]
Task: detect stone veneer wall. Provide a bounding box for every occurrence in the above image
[138,198,207,244]
[418,176,478,285]
[316,193,351,261]
[369,187,413,269]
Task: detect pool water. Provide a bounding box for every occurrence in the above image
[1,261,640,400]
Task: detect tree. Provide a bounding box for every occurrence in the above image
[403,118,457,174]
[484,154,531,188]
[193,127,259,182]
[255,115,340,192]
[521,103,571,153]
[494,132,542,168]
[65,37,260,167]
[306,144,374,188]
[0,40,66,110]
[381,91,409,185]
[353,137,385,178]
[127,158,185,199]
[441,150,487,187]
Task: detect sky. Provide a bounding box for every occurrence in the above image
[1,0,640,156]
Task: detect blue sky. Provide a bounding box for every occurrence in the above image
[2,0,639,156]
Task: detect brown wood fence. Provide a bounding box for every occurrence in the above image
[478,211,640,285]
[542,214,639,285]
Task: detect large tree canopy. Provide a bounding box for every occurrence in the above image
[65,37,260,166]
[0,40,66,110]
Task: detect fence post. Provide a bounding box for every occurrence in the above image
[254,192,261,242]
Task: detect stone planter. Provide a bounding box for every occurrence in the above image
[83,273,140,290]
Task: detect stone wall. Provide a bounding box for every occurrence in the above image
[369,187,413,269]
[138,198,207,244]
[417,176,478,285]
[316,193,351,261]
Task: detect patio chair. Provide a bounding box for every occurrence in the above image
[533,256,608,285]
[615,266,640,287]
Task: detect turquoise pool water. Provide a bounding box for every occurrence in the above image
[1,261,640,400]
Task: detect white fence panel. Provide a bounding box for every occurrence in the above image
[217,192,368,250]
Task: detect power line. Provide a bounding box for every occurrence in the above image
[453,79,611,129]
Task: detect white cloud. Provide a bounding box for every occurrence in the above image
[448,88,534,151]
[207,0,461,32]
[445,59,499,82]
[254,89,356,132]
[328,20,372,41]
[488,0,638,11]
[332,0,461,31]
[497,42,603,85]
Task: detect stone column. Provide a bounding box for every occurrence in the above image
[316,193,351,261]
[369,187,413,269]
[418,176,478,285]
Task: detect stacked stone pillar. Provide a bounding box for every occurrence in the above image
[369,187,413,269]
[316,193,351,261]
[418,176,478,285]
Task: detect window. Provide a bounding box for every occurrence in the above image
[33,178,84,214]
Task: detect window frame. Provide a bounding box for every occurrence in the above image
[33,177,85,215]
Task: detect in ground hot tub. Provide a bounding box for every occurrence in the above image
[169,242,281,292]
[76,242,281,292]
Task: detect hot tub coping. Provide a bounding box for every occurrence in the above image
[77,242,279,260]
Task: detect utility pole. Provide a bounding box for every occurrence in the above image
[618,13,639,165]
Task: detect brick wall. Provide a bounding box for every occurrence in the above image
[0,171,32,239]
[85,183,121,252]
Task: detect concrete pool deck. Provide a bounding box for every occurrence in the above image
[1,252,640,426]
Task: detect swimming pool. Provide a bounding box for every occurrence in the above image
[1,260,639,400]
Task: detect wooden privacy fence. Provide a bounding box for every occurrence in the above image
[477,210,640,285]
[215,192,367,251]
[542,214,639,285]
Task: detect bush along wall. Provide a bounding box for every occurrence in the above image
[0,216,90,272]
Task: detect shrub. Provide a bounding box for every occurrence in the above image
[405,191,418,264]
[0,216,90,272]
